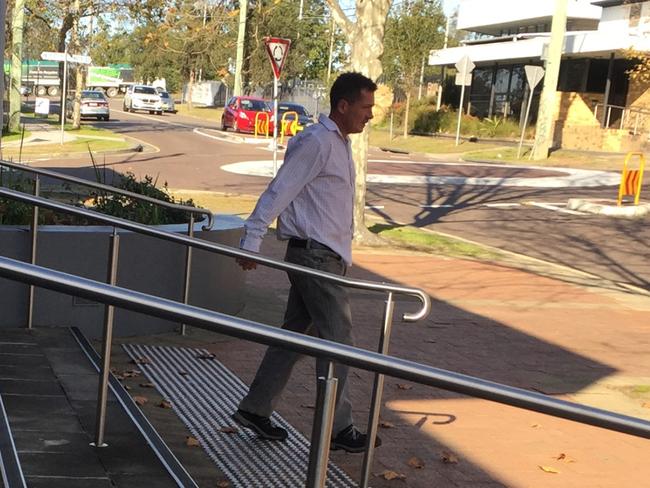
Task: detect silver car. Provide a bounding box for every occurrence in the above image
[66,90,110,121]
[159,91,176,113]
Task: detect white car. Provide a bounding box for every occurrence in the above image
[123,85,163,115]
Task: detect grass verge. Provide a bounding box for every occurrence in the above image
[464,146,624,170]
[2,137,133,158]
[175,104,224,123]
[369,128,502,154]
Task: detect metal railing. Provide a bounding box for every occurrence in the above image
[1,256,650,488]
[594,103,650,134]
[0,186,430,487]
[0,160,213,333]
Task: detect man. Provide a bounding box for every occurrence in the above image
[232,72,378,453]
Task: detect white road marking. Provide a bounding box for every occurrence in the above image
[527,201,587,215]
[114,108,191,128]
[365,205,385,209]
[419,204,455,208]
[483,203,521,208]
[193,127,242,144]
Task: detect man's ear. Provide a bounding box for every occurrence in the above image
[336,99,349,115]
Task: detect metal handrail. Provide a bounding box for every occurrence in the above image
[593,103,650,134]
[1,258,650,454]
[0,185,431,487]
[0,187,430,321]
[0,160,214,230]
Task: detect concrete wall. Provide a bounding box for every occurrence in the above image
[0,215,246,338]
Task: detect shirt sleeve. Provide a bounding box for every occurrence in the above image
[241,132,328,252]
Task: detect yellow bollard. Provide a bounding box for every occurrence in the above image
[280,111,299,145]
[254,112,270,138]
[617,152,646,206]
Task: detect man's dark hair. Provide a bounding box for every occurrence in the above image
[330,72,377,112]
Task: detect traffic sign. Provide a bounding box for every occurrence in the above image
[263,37,291,79]
[455,72,472,86]
[455,55,475,77]
[41,51,91,64]
[524,65,545,90]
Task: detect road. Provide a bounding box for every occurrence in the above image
[33,99,650,291]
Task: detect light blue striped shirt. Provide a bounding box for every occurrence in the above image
[241,113,356,265]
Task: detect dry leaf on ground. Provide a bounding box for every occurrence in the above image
[407,456,425,469]
[122,370,142,378]
[159,400,173,409]
[300,404,315,409]
[530,423,541,428]
[219,426,239,434]
[375,470,406,481]
[140,382,155,388]
[554,453,576,463]
[132,356,152,365]
[396,383,413,390]
[216,481,230,488]
[186,436,200,447]
[379,420,395,429]
[555,453,566,461]
[133,396,148,406]
[197,353,216,360]
[539,466,559,474]
[440,451,459,464]
[124,385,132,390]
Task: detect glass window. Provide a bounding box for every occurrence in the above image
[240,99,270,111]
[134,86,157,94]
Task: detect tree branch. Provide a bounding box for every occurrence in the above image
[325,0,353,37]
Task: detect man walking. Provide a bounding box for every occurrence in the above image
[233,72,378,453]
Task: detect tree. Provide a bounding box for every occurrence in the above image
[382,0,445,137]
[9,0,25,133]
[326,0,391,243]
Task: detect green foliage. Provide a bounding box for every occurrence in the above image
[0,170,34,225]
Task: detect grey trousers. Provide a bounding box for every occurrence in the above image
[238,244,354,436]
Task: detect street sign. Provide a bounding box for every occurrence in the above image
[455,55,475,77]
[34,97,50,115]
[41,51,91,65]
[263,37,291,79]
[524,65,545,90]
[454,72,472,86]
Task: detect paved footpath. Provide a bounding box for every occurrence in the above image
[205,236,650,488]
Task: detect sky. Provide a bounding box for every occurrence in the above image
[443,0,460,16]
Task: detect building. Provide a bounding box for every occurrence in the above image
[429,0,650,152]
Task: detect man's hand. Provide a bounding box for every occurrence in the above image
[236,257,257,271]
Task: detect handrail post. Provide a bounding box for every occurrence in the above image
[306,361,338,488]
[92,228,120,448]
[606,106,612,128]
[26,175,40,329]
[360,292,395,488]
[180,214,195,336]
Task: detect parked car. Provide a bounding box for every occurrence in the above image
[123,85,163,115]
[221,96,273,133]
[277,102,314,132]
[158,91,176,113]
[66,90,110,121]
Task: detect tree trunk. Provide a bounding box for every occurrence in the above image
[329,0,391,245]
[71,5,83,130]
[187,69,195,111]
[8,0,25,133]
[403,90,411,139]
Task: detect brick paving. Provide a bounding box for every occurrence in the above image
[200,236,650,488]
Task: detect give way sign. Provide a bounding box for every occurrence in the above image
[264,37,291,79]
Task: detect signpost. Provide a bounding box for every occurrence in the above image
[454,55,475,146]
[517,65,545,159]
[41,51,92,145]
[263,37,291,176]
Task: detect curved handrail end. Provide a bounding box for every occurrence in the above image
[402,291,431,322]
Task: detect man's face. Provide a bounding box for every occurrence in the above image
[340,88,375,135]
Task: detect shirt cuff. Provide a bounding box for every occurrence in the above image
[240,236,262,253]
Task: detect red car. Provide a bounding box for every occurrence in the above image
[221,96,274,134]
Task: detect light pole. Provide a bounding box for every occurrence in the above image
[234,0,248,96]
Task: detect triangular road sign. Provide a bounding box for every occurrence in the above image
[264,37,291,79]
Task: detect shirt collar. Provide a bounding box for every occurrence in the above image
[319,113,349,143]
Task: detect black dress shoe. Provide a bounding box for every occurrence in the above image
[330,425,382,453]
[232,409,288,441]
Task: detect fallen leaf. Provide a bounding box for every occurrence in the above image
[216,481,230,488]
[133,396,148,406]
[374,470,406,481]
[159,400,172,409]
[396,383,413,390]
[197,353,216,360]
[407,456,425,469]
[219,426,239,434]
[440,451,459,464]
[122,370,142,378]
[186,436,200,447]
[379,420,395,429]
[178,371,188,376]
[132,356,152,365]
[300,404,315,409]
[124,385,132,390]
[539,465,559,474]
[555,453,566,461]
[531,423,541,428]
[140,382,155,388]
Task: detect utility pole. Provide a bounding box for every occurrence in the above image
[327,16,335,84]
[0,0,6,146]
[9,0,25,133]
[233,0,248,96]
[418,57,425,100]
[531,0,568,160]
